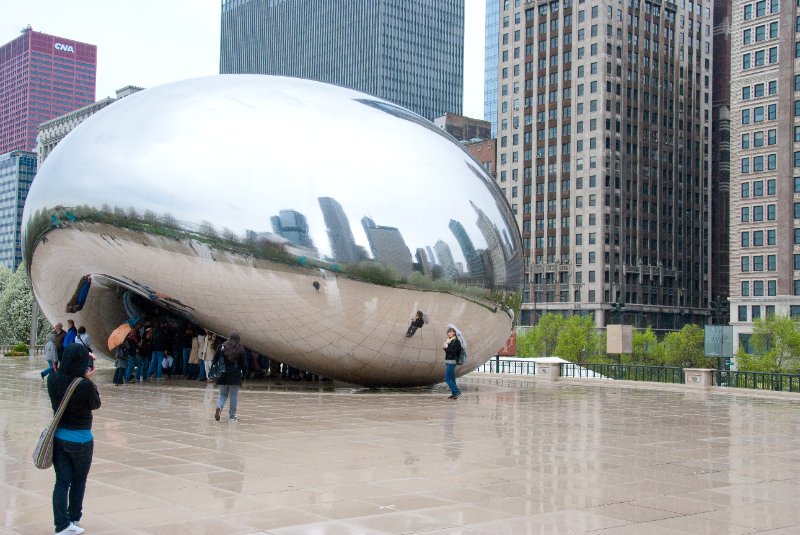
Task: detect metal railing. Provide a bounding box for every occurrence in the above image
[476,356,537,375]
[0,344,45,356]
[560,363,685,383]
[716,370,800,393]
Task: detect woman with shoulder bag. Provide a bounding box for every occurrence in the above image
[213,332,249,422]
[47,343,101,535]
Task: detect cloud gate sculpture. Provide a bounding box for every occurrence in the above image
[22,75,522,387]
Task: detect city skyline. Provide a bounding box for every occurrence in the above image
[2,0,488,119]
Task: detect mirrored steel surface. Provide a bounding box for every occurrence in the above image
[22,75,522,386]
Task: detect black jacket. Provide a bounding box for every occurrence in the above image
[213,345,249,386]
[47,344,101,431]
[444,337,462,362]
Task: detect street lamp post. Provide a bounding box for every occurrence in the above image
[610,295,626,324]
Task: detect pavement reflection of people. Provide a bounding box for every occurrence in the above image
[443,404,463,461]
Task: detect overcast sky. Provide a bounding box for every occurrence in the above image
[3,0,487,119]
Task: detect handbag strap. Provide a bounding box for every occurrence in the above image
[49,377,83,429]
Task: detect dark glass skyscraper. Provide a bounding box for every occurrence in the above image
[219,0,464,121]
[0,150,36,269]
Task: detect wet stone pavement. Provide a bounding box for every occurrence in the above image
[1,354,799,534]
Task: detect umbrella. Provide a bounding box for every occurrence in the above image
[107,322,132,351]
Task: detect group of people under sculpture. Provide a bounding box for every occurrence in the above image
[43,322,466,534]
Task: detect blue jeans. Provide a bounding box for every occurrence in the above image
[136,353,148,380]
[125,355,136,382]
[182,348,191,376]
[198,360,207,381]
[52,438,93,532]
[444,363,461,397]
[217,384,240,419]
[41,360,54,378]
[148,350,164,378]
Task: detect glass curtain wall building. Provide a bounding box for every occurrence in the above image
[494,0,713,329]
[0,150,36,269]
[219,0,464,121]
[484,0,500,136]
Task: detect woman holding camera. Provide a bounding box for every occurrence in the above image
[46,343,101,534]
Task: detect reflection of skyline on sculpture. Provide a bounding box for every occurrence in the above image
[22,76,522,386]
[361,216,413,277]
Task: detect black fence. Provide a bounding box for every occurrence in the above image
[476,357,537,375]
[716,370,800,393]
[560,363,685,383]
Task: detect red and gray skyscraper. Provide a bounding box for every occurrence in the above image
[0,27,96,154]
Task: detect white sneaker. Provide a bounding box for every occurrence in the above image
[55,523,85,535]
[229,415,238,421]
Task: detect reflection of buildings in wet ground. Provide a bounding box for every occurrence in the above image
[3,356,800,534]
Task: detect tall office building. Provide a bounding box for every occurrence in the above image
[219,0,464,121]
[0,27,96,153]
[484,0,500,136]
[711,0,731,313]
[361,216,413,277]
[271,209,315,249]
[494,0,713,328]
[433,239,459,280]
[318,197,363,264]
[729,0,797,349]
[0,151,36,269]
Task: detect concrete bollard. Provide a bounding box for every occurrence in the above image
[684,368,715,389]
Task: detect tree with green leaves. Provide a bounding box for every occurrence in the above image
[531,313,565,357]
[747,315,800,372]
[0,263,50,346]
[661,324,715,368]
[628,326,665,365]
[555,314,597,362]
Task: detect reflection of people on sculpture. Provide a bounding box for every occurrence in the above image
[66,275,91,313]
[405,310,426,337]
[442,325,463,400]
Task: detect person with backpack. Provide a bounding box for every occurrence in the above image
[442,324,464,400]
[212,332,249,422]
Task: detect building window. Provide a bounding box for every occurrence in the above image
[754,281,765,296]
[742,281,750,296]
[739,305,748,322]
[768,281,777,296]
[742,232,750,247]
[752,306,761,320]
